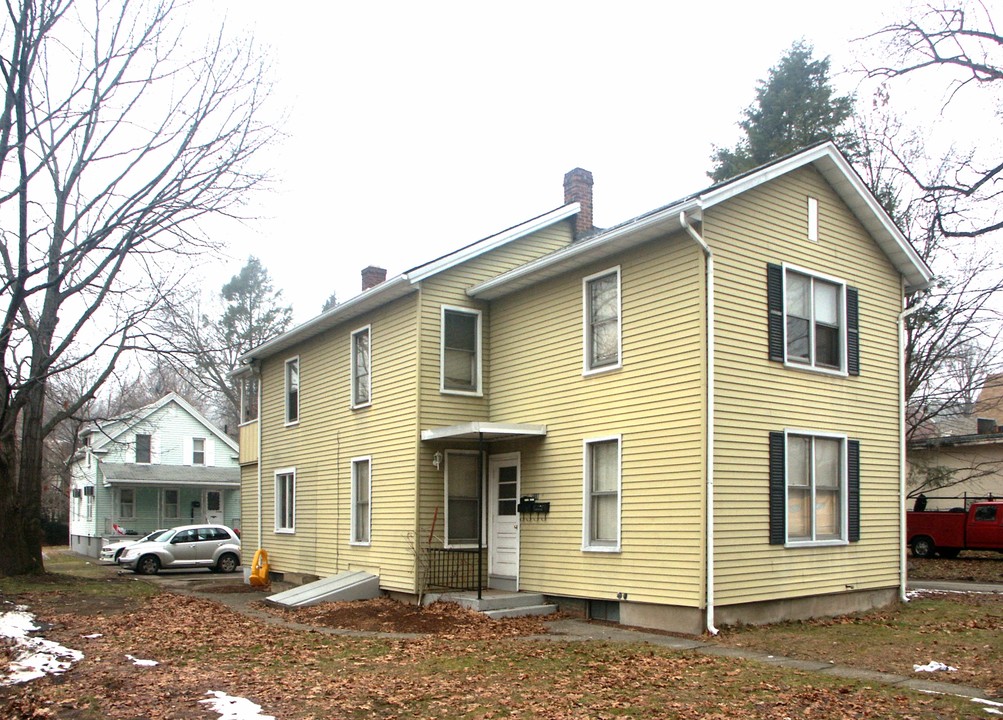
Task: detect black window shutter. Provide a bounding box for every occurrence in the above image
[769,431,786,544]
[846,287,860,376]
[767,264,784,362]
[848,439,860,542]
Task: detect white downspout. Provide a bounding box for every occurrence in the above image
[898,302,920,603]
[255,362,263,550]
[680,211,718,635]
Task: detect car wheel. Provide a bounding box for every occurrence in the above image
[911,536,935,558]
[135,555,161,575]
[216,553,239,574]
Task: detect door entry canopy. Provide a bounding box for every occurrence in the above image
[421,422,547,443]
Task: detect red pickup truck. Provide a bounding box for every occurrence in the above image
[907,501,1003,558]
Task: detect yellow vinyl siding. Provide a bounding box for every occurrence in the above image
[487,233,706,606]
[709,166,903,606]
[254,293,420,592]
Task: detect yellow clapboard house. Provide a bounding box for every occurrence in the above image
[235,142,932,633]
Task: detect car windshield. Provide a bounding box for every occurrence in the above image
[144,529,170,542]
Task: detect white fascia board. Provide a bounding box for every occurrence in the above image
[700,143,933,292]
[407,203,581,283]
[420,422,547,442]
[469,201,701,300]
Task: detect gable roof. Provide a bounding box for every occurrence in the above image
[239,143,933,364]
[469,143,933,300]
[238,203,581,363]
[85,392,237,454]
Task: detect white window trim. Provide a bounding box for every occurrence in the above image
[582,434,622,552]
[781,262,848,377]
[284,356,300,426]
[350,455,372,546]
[274,467,296,534]
[350,325,372,409]
[444,449,484,549]
[783,428,849,548]
[582,266,622,376]
[439,305,483,396]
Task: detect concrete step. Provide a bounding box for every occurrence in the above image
[446,592,547,612]
[483,603,558,620]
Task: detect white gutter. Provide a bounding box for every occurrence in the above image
[679,211,718,636]
[898,302,920,603]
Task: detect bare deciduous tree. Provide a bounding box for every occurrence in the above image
[0,0,275,576]
[865,3,1003,238]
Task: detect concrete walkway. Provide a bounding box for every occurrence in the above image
[143,570,1002,703]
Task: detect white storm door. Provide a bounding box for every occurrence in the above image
[204,490,223,524]
[488,454,520,584]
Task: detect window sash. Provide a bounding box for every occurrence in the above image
[785,434,845,543]
[585,271,620,370]
[584,437,620,549]
[275,472,295,531]
[285,358,300,424]
[163,489,180,519]
[445,452,481,547]
[192,438,205,465]
[352,458,371,544]
[442,309,480,393]
[785,270,843,370]
[352,328,371,406]
[135,434,151,464]
[119,488,135,519]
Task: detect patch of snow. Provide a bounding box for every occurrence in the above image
[914,660,958,673]
[125,654,159,667]
[0,604,84,686]
[81,633,102,639]
[200,691,276,720]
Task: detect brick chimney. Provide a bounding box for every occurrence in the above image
[564,167,593,240]
[361,265,387,291]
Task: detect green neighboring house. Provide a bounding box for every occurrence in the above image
[69,392,241,558]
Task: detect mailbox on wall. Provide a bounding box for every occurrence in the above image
[517,495,550,516]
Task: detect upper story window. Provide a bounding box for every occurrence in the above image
[583,267,621,374]
[768,264,859,376]
[192,437,206,465]
[441,307,481,395]
[351,326,371,408]
[769,431,860,546]
[135,434,152,464]
[285,357,300,425]
[240,376,259,423]
[582,435,621,552]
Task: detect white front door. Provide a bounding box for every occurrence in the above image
[204,490,223,524]
[488,453,520,588]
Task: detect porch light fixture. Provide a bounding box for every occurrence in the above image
[432,451,443,470]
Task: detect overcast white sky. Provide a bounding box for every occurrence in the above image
[199,0,949,323]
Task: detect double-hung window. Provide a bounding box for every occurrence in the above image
[163,489,180,520]
[582,436,621,551]
[584,268,621,373]
[769,431,860,546]
[192,438,206,465]
[768,264,859,375]
[275,469,296,533]
[118,488,136,519]
[285,357,300,424]
[351,326,371,408]
[351,457,372,545]
[445,451,481,547]
[135,434,152,464]
[441,307,481,394]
